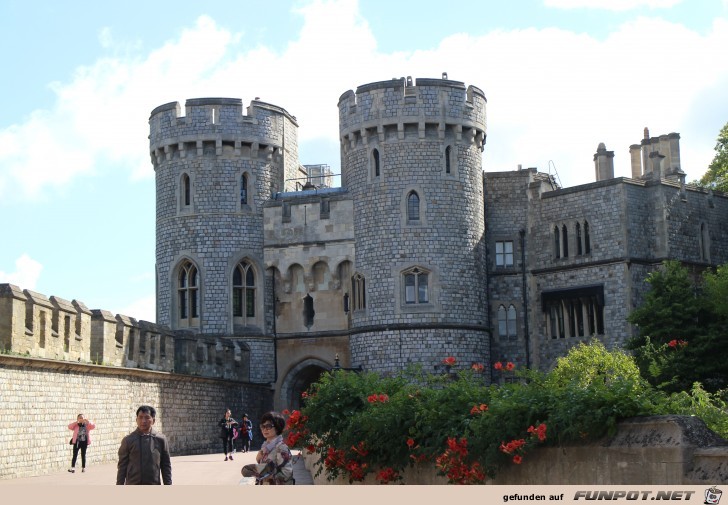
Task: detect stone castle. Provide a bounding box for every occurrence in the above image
[2,75,727,412]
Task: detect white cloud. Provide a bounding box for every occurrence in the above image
[118,294,156,323]
[0,0,725,203]
[0,254,43,289]
[544,0,683,10]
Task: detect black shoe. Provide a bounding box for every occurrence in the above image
[82,468,86,473]
[68,469,75,473]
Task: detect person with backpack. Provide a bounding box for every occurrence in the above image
[238,413,253,453]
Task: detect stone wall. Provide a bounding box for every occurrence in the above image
[0,354,273,480]
[304,415,728,485]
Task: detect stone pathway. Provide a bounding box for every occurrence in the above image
[0,449,313,486]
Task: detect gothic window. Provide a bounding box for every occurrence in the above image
[584,220,591,254]
[128,331,135,358]
[575,222,583,255]
[240,173,248,206]
[498,305,517,338]
[562,225,569,258]
[507,305,517,337]
[554,226,561,259]
[352,273,366,311]
[403,267,429,305]
[372,148,381,178]
[498,305,507,336]
[445,145,452,174]
[233,261,255,322]
[495,241,514,267]
[178,260,200,328]
[407,191,420,222]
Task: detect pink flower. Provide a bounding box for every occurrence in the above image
[443,356,457,366]
[494,362,503,371]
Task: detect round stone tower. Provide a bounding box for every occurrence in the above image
[149,98,299,344]
[339,76,489,374]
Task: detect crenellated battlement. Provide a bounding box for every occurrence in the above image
[338,75,487,150]
[0,283,247,380]
[148,97,298,168]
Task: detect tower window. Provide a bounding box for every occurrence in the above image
[562,225,569,258]
[178,260,200,327]
[373,148,381,177]
[403,267,429,304]
[407,191,420,222]
[445,145,452,174]
[240,174,248,206]
[554,226,560,259]
[182,174,191,207]
[584,220,591,254]
[233,261,255,322]
[352,273,366,311]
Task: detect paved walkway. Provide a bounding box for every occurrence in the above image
[0,449,313,486]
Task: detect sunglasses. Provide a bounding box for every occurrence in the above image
[260,423,275,430]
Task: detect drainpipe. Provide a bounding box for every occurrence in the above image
[519,229,531,369]
[269,267,278,384]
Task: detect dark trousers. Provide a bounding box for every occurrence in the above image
[240,435,251,452]
[71,441,88,468]
[222,436,233,454]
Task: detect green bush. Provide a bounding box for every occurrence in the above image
[287,341,727,484]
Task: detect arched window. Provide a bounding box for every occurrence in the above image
[562,225,569,258]
[407,191,420,222]
[182,174,191,207]
[507,305,517,337]
[240,174,248,206]
[575,222,582,255]
[584,220,591,254]
[233,261,255,321]
[352,273,366,311]
[403,267,429,304]
[445,145,452,174]
[178,260,200,327]
[372,148,381,178]
[497,305,507,337]
[554,226,561,258]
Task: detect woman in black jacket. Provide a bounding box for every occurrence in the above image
[218,408,238,461]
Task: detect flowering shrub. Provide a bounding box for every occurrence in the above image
[285,341,728,484]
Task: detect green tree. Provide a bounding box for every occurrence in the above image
[699,121,728,193]
[627,260,702,347]
[628,260,728,392]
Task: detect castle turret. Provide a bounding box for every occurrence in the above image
[149,97,299,352]
[339,75,489,374]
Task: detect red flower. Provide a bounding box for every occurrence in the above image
[367,394,378,403]
[301,391,309,398]
[306,444,315,453]
[282,409,290,416]
[378,393,389,403]
[406,438,416,449]
[470,404,488,415]
[376,467,400,484]
[505,362,515,371]
[513,455,523,464]
[668,339,688,348]
[443,356,457,366]
[494,362,503,371]
[351,441,368,457]
[471,362,484,372]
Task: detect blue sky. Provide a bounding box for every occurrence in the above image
[1,0,727,323]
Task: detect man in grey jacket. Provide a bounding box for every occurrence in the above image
[116,405,172,485]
